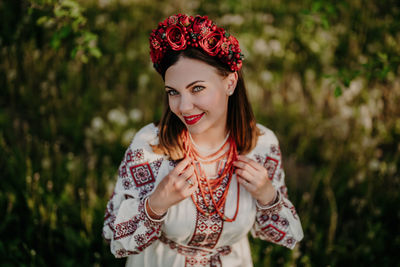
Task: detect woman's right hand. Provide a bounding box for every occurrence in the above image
[147,157,198,218]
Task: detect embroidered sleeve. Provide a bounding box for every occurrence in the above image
[251,133,304,249]
[102,125,165,257]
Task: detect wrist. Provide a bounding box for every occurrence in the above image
[144,197,168,222]
[148,194,169,215]
[257,187,277,206]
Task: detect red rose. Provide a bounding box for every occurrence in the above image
[179,15,191,27]
[192,16,209,37]
[166,25,187,50]
[199,29,223,56]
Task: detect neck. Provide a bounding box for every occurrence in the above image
[189,127,229,153]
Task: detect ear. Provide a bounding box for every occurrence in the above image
[225,72,238,96]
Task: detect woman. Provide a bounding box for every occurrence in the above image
[103,14,303,266]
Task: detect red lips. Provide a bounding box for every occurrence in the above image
[183,113,204,125]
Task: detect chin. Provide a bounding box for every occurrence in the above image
[185,123,208,135]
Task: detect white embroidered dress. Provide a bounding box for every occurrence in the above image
[103,123,304,267]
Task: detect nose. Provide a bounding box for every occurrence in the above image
[178,93,194,114]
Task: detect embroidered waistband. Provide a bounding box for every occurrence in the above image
[159,234,231,258]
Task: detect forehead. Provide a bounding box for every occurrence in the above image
[164,57,221,87]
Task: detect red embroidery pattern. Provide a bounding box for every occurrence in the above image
[285,237,295,247]
[114,217,141,240]
[270,144,281,157]
[283,198,298,219]
[126,148,145,163]
[277,169,283,181]
[260,224,286,242]
[121,158,163,198]
[119,163,128,178]
[184,175,230,266]
[188,175,229,248]
[113,199,162,256]
[255,144,282,181]
[255,154,264,165]
[264,156,279,180]
[103,192,117,242]
[130,162,155,187]
[279,185,288,198]
[115,248,136,257]
[159,235,231,267]
[120,148,147,190]
[256,201,283,220]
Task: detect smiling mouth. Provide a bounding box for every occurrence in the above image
[183,113,205,125]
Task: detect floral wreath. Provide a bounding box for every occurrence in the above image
[149,14,244,73]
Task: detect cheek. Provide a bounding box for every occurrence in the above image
[203,90,225,106]
[206,91,228,110]
[168,97,179,114]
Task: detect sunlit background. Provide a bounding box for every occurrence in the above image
[1,0,399,266]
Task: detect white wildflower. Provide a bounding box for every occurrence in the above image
[129,108,143,122]
[260,70,273,83]
[253,38,270,55]
[269,39,282,54]
[138,74,149,89]
[107,109,128,126]
[219,14,244,26]
[91,116,104,131]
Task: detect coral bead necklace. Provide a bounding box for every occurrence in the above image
[183,130,240,222]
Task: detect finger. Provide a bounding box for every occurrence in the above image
[237,176,256,193]
[235,168,255,184]
[187,178,199,195]
[179,164,195,180]
[237,155,263,171]
[233,161,258,178]
[173,157,192,175]
[237,166,270,190]
[183,174,196,189]
[179,175,198,197]
[176,171,195,188]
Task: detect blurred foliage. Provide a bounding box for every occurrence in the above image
[1,0,399,266]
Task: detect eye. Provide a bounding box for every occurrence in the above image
[192,86,205,93]
[166,89,179,96]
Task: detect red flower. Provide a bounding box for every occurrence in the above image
[149,14,244,72]
[228,35,239,49]
[150,45,163,64]
[235,61,242,70]
[199,29,223,56]
[168,15,178,25]
[221,41,229,53]
[192,16,209,37]
[150,29,165,63]
[179,15,191,27]
[166,25,187,50]
[151,38,161,50]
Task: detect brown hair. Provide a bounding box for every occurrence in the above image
[152,47,259,160]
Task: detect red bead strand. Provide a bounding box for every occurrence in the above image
[182,131,240,222]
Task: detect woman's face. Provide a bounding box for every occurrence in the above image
[164,57,237,139]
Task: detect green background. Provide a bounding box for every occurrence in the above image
[1,0,399,266]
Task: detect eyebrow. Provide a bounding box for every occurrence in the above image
[165,80,205,91]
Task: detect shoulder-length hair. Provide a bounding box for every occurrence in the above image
[152,47,259,160]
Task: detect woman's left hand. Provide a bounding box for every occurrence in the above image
[233,155,277,205]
